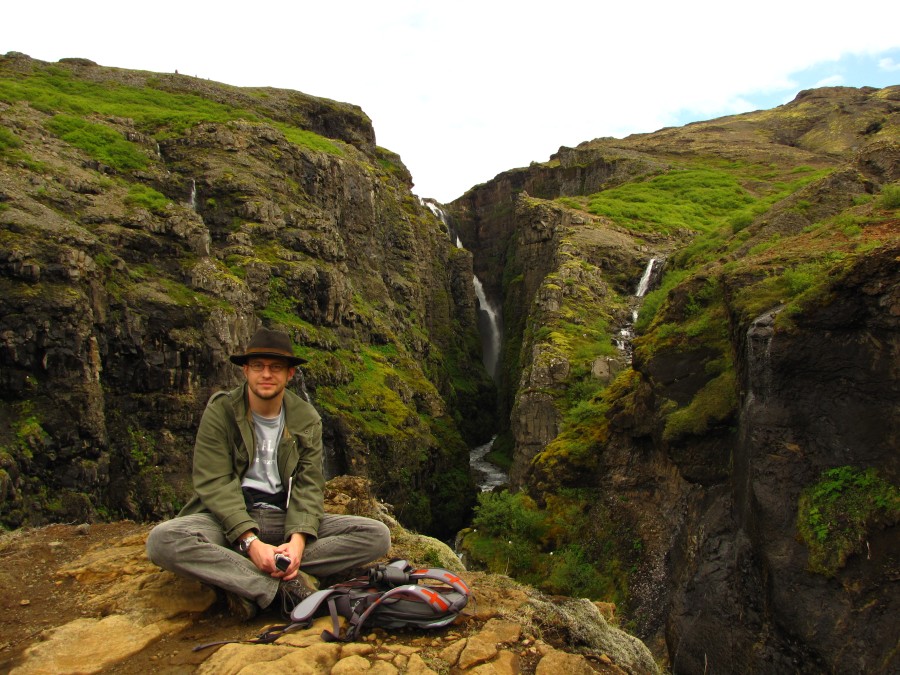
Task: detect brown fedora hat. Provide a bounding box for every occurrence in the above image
[229,327,306,366]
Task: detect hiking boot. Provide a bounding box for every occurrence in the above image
[225,591,258,621]
[278,570,319,616]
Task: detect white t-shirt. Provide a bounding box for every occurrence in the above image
[242,408,285,498]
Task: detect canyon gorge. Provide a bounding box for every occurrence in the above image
[1,53,898,673]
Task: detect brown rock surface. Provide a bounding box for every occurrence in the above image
[0,478,657,674]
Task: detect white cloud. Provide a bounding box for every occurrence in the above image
[879,57,900,71]
[3,0,900,201]
[813,75,846,88]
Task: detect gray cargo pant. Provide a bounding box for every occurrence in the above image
[146,509,391,609]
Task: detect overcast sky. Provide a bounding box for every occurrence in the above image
[5,1,900,202]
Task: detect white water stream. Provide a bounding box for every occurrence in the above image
[472,276,502,380]
[616,258,664,359]
[635,257,658,297]
[470,436,507,491]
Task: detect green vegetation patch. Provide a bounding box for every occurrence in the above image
[797,466,899,576]
[315,344,434,441]
[125,183,172,214]
[731,258,833,323]
[0,66,254,136]
[579,168,755,234]
[879,183,900,210]
[662,367,737,441]
[277,125,344,156]
[533,369,639,482]
[0,404,54,528]
[635,275,731,361]
[462,488,634,603]
[1,65,347,156]
[45,114,148,170]
[375,146,408,179]
[0,125,23,151]
[0,125,46,171]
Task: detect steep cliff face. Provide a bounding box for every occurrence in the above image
[449,149,676,443]
[498,196,656,485]
[449,86,899,671]
[450,144,667,303]
[663,244,899,674]
[0,53,494,537]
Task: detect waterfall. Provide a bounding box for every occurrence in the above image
[424,199,464,249]
[616,257,665,361]
[425,200,502,379]
[295,369,312,404]
[636,258,658,297]
[422,199,441,218]
[473,276,502,379]
[189,179,198,211]
[422,199,507,499]
[746,307,781,405]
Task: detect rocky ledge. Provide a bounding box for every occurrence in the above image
[0,477,656,674]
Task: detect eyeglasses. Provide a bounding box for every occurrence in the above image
[247,362,289,373]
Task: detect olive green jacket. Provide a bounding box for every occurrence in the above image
[177,383,325,544]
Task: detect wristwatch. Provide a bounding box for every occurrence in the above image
[238,533,259,554]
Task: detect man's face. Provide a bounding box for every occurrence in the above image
[243,358,295,402]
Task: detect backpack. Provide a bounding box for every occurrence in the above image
[257,559,472,644]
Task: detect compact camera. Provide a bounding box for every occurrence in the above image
[274,553,291,571]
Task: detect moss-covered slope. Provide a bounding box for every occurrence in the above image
[0,53,494,538]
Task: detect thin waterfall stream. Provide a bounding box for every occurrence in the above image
[188,179,198,211]
[472,276,502,380]
[615,257,665,361]
[424,200,508,491]
[424,200,503,382]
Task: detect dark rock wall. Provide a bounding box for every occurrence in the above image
[661,246,899,673]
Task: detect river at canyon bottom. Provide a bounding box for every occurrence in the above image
[470,436,508,491]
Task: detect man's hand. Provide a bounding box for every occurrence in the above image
[273,533,306,581]
[240,532,306,579]
[244,537,284,576]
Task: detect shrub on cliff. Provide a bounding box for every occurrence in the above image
[878,183,900,209]
[797,466,899,577]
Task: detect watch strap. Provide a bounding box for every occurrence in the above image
[238,533,259,553]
